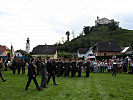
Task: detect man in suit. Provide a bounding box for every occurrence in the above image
[0,58,6,82]
[47,58,58,85]
[25,58,42,91]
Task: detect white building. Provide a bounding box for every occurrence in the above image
[121,47,132,54]
[77,47,93,60]
[15,50,27,57]
[95,16,114,26]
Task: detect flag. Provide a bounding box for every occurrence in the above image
[11,44,15,61]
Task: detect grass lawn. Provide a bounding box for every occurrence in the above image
[0,70,133,100]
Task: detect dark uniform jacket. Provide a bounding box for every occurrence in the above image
[0,62,3,69]
[12,60,17,67]
[28,62,36,77]
[40,62,47,75]
[47,61,54,73]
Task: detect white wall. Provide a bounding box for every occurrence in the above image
[95,17,112,26]
[77,49,93,58]
[26,43,30,53]
[78,53,86,58]
[15,52,23,57]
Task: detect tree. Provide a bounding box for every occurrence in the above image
[83,26,91,35]
[24,53,32,58]
[58,52,73,60]
[108,21,119,31]
[66,31,70,42]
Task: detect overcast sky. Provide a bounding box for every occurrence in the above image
[0,0,133,52]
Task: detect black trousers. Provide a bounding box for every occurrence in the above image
[71,71,76,77]
[26,76,40,90]
[12,66,16,74]
[0,70,5,81]
[22,67,25,74]
[86,71,90,77]
[5,65,7,71]
[64,71,67,77]
[18,67,21,74]
[40,74,47,87]
[78,71,81,77]
[37,67,40,75]
[47,72,56,84]
[112,68,117,76]
[64,68,69,77]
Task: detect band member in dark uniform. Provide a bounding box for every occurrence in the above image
[56,59,62,77]
[17,59,21,74]
[40,59,47,88]
[85,61,90,77]
[64,59,70,77]
[4,58,8,71]
[0,58,6,82]
[77,59,83,77]
[25,58,42,91]
[35,58,41,75]
[47,59,58,85]
[52,59,57,75]
[71,59,77,77]
[12,58,16,74]
[22,59,26,74]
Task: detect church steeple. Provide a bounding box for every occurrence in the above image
[26,37,30,53]
[27,37,30,43]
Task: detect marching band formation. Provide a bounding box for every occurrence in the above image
[6,56,133,77]
[0,56,133,91]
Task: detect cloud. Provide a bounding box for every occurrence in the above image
[114,12,133,30]
[0,12,8,16]
[0,0,133,51]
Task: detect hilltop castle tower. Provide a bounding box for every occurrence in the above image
[26,37,30,53]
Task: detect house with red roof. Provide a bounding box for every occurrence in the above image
[0,45,10,57]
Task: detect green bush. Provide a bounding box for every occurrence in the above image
[58,52,73,60]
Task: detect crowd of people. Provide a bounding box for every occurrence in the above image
[0,56,133,91]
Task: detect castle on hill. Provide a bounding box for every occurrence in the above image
[95,16,117,26]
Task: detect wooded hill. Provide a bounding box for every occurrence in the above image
[57,25,133,53]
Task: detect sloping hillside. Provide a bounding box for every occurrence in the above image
[57,26,133,52]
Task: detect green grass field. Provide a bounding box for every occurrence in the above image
[0,70,133,100]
